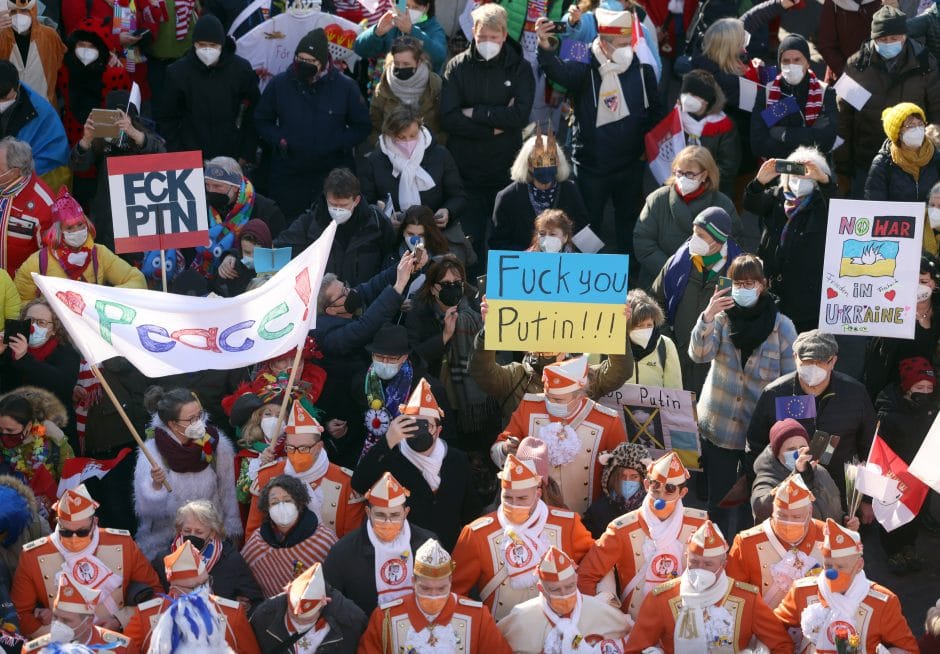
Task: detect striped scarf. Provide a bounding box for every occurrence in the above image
[766,71,823,126]
[175,0,195,40]
[240,526,337,597]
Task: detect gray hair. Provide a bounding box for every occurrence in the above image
[175,500,225,538]
[205,156,243,178]
[779,146,831,190]
[930,181,940,198]
[509,134,571,184]
[317,273,340,313]
[0,137,34,176]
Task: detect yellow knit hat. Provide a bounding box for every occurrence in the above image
[882,102,926,143]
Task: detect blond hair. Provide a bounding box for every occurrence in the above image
[667,145,720,191]
[472,3,507,33]
[509,134,571,183]
[702,18,746,75]
[175,500,225,538]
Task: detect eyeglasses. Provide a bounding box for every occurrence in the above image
[284,445,316,454]
[673,169,703,180]
[175,414,203,426]
[328,285,350,308]
[371,513,405,523]
[731,280,759,289]
[648,479,679,494]
[27,318,52,328]
[59,526,93,538]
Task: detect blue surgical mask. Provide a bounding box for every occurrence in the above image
[731,286,759,308]
[783,449,798,471]
[874,40,903,60]
[620,479,641,499]
[373,361,402,380]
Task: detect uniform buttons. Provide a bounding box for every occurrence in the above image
[331,502,337,507]
[736,397,742,402]
[584,466,589,471]
[43,575,49,579]
[590,431,596,436]
[583,482,588,486]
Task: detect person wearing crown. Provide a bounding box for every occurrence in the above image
[323,472,436,615]
[124,541,260,653]
[11,484,162,637]
[23,574,134,653]
[493,355,627,514]
[626,520,792,653]
[577,452,707,618]
[352,379,480,550]
[358,538,511,654]
[774,519,918,654]
[497,547,633,653]
[251,562,367,653]
[245,399,364,539]
[726,475,826,611]
[451,455,594,621]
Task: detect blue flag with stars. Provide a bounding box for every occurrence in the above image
[775,394,817,421]
[761,95,800,127]
[560,39,591,64]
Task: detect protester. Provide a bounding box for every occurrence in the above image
[240,474,339,598]
[525,209,578,253]
[391,204,476,267]
[0,137,57,276]
[0,68,68,181]
[368,37,443,143]
[355,0,447,72]
[817,0,881,81]
[582,442,650,538]
[625,288,682,388]
[210,218,271,297]
[866,102,940,202]
[0,0,65,104]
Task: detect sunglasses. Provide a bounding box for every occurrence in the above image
[59,527,93,538]
[648,479,679,494]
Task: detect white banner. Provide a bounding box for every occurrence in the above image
[818,199,923,339]
[32,222,336,377]
[910,415,940,494]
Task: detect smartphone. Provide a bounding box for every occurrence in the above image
[819,434,840,466]
[131,27,151,37]
[552,20,567,33]
[808,430,830,461]
[88,108,123,138]
[717,276,732,292]
[3,318,29,344]
[409,418,433,442]
[476,274,487,294]
[396,0,407,13]
[774,160,806,176]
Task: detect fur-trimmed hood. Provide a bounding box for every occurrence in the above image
[0,473,39,515]
[0,385,68,427]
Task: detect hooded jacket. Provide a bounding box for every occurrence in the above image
[0,474,50,574]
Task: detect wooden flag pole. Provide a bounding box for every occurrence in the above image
[90,364,172,492]
[272,345,305,439]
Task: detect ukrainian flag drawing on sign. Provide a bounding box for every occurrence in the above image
[839,240,899,277]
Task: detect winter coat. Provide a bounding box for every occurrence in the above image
[359,139,466,218]
[863,309,940,400]
[152,538,263,610]
[250,587,367,654]
[489,180,589,251]
[405,292,481,377]
[686,114,741,199]
[321,520,436,615]
[836,39,940,174]
[875,382,938,463]
[157,41,260,161]
[274,194,395,287]
[0,474,50,574]
[369,71,443,144]
[133,422,242,559]
[15,240,147,301]
[254,64,370,178]
[750,78,838,161]
[0,82,69,176]
[909,5,940,64]
[354,17,448,72]
[633,184,740,288]
[83,358,152,453]
[0,270,19,320]
[864,138,940,203]
[743,179,831,333]
[627,333,682,389]
[537,43,660,174]
[817,0,880,81]
[0,340,80,416]
[441,38,535,188]
[750,445,846,523]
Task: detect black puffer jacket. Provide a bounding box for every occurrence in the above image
[250,587,366,654]
[489,180,589,251]
[865,138,940,203]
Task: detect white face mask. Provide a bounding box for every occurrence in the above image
[183,419,207,440]
[928,207,940,230]
[918,283,933,302]
[787,177,814,197]
[408,8,426,22]
[780,63,805,86]
[539,235,563,253]
[49,619,77,643]
[688,233,711,256]
[260,415,279,440]
[629,326,654,347]
[241,255,254,269]
[545,399,572,418]
[196,46,221,66]
[902,125,926,148]
[373,361,402,380]
[329,205,353,224]
[612,45,633,66]
[797,363,828,387]
[269,501,299,527]
[63,227,88,248]
[686,567,717,592]
[75,46,99,66]
[11,13,31,33]
[476,40,501,61]
[679,93,705,115]
[675,175,701,196]
[28,325,49,348]
[0,98,14,113]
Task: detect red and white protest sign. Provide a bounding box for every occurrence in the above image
[108,151,210,254]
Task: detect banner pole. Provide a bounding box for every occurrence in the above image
[273,345,305,439]
[159,250,168,293]
[90,364,172,492]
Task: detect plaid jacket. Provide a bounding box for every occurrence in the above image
[689,310,797,450]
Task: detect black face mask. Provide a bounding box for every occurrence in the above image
[909,391,934,410]
[184,535,206,550]
[408,419,435,452]
[206,191,232,213]
[296,61,320,80]
[437,281,463,307]
[344,288,363,315]
[393,66,416,80]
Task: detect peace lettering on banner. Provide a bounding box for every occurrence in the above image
[484,250,629,355]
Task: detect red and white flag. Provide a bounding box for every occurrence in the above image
[56,448,133,497]
[632,12,659,79]
[863,434,928,532]
[910,413,940,493]
[645,106,685,185]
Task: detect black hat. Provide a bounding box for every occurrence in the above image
[170,269,209,297]
[365,324,409,356]
[680,70,717,108]
[192,15,225,46]
[296,28,330,64]
[0,61,19,98]
[871,5,907,39]
[777,34,811,65]
[229,393,264,429]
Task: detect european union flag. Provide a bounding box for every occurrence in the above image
[775,394,817,421]
[760,65,779,85]
[560,39,591,64]
[760,95,800,127]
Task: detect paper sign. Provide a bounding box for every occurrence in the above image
[855,464,900,503]
[108,151,210,254]
[818,199,923,339]
[571,225,604,254]
[484,250,629,354]
[252,246,291,274]
[834,74,871,111]
[738,77,758,112]
[599,383,701,471]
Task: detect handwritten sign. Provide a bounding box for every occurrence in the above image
[484,251,628,354]
[108,152,209,254]
[819,199,923,339]
[599,383,701,471]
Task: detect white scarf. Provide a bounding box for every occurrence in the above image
[542,592,602,654]
[674,571,734,654]
[679,108,728,140]
[538,421,581,467]
[400,437,447,491]
[286,613,331,654]
[760,520,819,604]
[623,497,686,602]
[800,571,871,652]
[403,604,459,654]
[496,500,549,588]
[832,0,876,11]
[285,448,331,522]
[50,527,124,618]
[367,519,414,603]
[387,61,430,107]
[591,39,630,128]
[379,127,435,211]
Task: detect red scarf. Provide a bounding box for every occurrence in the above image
[676,182,708,203]
[766,70,824,126]
[28,337,59,362]
[52,246,94,281]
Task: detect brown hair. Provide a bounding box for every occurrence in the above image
[727,253,766,285]
[528,209,574,250]
[418,254,466,303]
[381,103,424,138]
[397,205,449,256]
[21,297,69,346]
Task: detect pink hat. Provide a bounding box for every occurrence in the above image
[516,437,549,481]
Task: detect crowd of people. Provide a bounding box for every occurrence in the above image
[0,0,939,650]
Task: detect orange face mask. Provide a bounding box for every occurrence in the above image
[372,520,403,542]
[417,593,449,616]
[772,518,807,544]
[548,591,578,617]
[288,450,315,473]
[501,502,531,525]
[826,569,853,594]
[61,534,93,553]
[650,498,677,520]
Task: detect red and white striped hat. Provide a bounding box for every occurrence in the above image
[400,378,444,419]
[286,401,324,435]
[647,452,690,486]
[288,562,326,618]
[538,547,576,582]
[164,541,206,581]
[773,475,815,510]
[365,472,409,508]
[687,520,728,557]
[498,454,541,490]
[54,484,99,522]
[542,356,588,394]
[822,518,862,558]
[53,574,99,615]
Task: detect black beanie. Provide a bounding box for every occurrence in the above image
[777,33,811,65]
[871,5,907,39]
[680,71,717,108]
[0,61,19,98]
[296,28,330,64]
[192,15,225,46]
